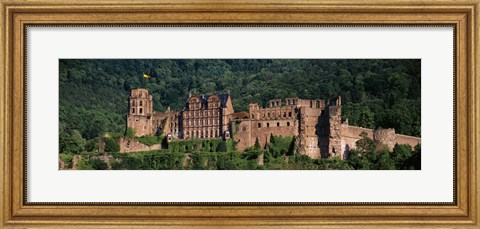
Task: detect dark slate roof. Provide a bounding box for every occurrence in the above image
[187,93,230,110]
[218,94,230,108]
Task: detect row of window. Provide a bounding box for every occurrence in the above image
[254,121,290,129]
[130,100,145,106]
[184,110,219,118]
[184,119,219,126]
[188,102,220,110]
[185,129,220,138]
[252,111,293,119]
[131,108,143,114]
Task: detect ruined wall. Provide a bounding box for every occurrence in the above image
[340,125,421,157]
[396,134,421,147]
[328,105,343,158]
[127,116,153,137]
[233,118,298,151]
[118,137,161,153]
[340,125,374,157]
[374,128,396,151]
[297,107,324,159]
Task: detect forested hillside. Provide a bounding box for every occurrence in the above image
[59,59,421,152]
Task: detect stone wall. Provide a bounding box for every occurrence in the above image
[233,118,298,152]
[340,125,374,157]
[340,125,420,157]
[297,106,324,158]
[328,105,343,158]
[118,137,162,153]
[396,134,421,147]
[374,128,396,151]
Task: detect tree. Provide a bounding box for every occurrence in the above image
[126,127,136,138]
[59,129,86,154]
[254,137,261,149]
[216,141,227,152]
[104,137,120,152]
[355,132,375,153]
[91,158,108,170]
[392,144,413,169]
[375,149,396,170]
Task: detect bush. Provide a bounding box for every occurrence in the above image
[138,135,164,146]
[268,135,295,158]
[91,158,108,170]
[59,153,74,164]
[126,128,136,138]
[104,137,120,152]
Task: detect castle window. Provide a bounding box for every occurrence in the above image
[316,101,320,108]
[310,101,313,108]
[288,112,292,117]
[132,108,135,114]
[267,113,270,118]
[267,123,270,127]
[258,123,261,128]
[283,112,286,117]
[144,126,146,129]
[139,108,143,114]
[251,114,254,119]
[140,101,143,106]
[277,122,280,127]
[287,122,290,126]
[131,100,135,106]
[321,110,324,116]
[242,126,247,131]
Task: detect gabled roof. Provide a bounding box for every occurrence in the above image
[186,93,231,110]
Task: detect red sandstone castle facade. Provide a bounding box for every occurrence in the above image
[126,88,420,159]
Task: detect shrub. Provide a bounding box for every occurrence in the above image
[91,158,108,170]
[126,128,136,138]
[104,137,120,152]
[138,135,163,146]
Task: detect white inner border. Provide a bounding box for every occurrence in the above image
[27,27,454,203]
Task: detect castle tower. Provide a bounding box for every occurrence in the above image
[328,96,343,158]
[127,88,154,136]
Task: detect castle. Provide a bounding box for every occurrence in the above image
[124,88,421,159]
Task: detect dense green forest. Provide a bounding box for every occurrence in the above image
[59,59,421,170]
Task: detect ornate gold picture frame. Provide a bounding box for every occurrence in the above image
[1,0,478,227]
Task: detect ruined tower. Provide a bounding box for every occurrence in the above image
[327,97,343,158]
[126,88,154,136]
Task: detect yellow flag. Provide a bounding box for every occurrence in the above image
[143,73,151,79]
